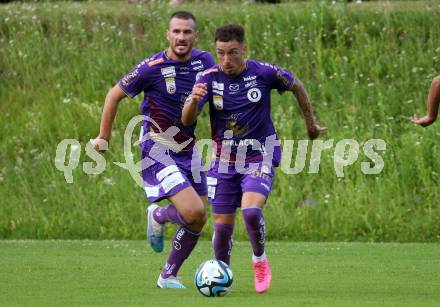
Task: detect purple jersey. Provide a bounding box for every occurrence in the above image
[119,49,215,152]
[196,60,295,166]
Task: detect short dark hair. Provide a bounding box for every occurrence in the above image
[169,11,197,29]
[215,24,245,43]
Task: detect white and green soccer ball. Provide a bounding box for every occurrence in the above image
[194,259,233,297]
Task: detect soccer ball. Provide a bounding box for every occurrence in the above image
[194,259,233,297]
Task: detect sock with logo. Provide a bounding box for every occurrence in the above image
[161,226,200,278]
[153,204,187,226]
[212,223,234,265]
[242,207,265,257]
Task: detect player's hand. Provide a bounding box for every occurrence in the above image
[307,124,327,140]
[90,137,109,152]
[188,83,207,105]
[411,114,436,127]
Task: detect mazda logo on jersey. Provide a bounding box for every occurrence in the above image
[229,83,239,92]
[247,88,261,102]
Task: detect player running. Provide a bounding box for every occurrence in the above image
[91,11,215,289]
[181,24,326,293]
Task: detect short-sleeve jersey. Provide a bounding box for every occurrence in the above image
[119,49,215,151]
[196,59,295,166]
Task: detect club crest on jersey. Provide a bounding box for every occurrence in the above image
[165,77,176,94]
[213,95,223,110]
[247,88,261,102]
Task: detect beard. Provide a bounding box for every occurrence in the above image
[171,43,192,57]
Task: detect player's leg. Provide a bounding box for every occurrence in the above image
[207,174,241,266]
[145,146,207,252]
[157,186,206,288]
[241,165,274,293]
[242,192,272,293]
[212,213,235,265]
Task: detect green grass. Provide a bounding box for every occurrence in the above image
[1,240,440,306]
[1,1,440,240]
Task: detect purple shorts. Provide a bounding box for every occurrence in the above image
[141,141,207,202]
[207,160,275,214]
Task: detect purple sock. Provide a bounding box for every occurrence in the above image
[161,226,200,278]
[212,223,234,265]
[242,207,265,257]
[153,204,187,226]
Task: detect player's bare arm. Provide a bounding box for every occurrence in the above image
[91,84,127,150]
[290,78,326,139]
[181,83,207,126]
[412,75,440,127]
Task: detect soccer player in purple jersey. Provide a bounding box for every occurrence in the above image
[91,11,215,289]
[412,75,440,127]
[181,24,326,293]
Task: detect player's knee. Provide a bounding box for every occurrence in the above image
[192,206,207,225]
[242,208,261,224]
[182,205,206,226]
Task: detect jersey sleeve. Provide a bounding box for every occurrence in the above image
[263,63,296,93]
[118,59,153,98]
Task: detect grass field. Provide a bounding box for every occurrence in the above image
[1,240,440,306]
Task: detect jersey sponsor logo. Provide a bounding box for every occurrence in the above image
[191,59,202,66]
[178,66,190,75]
[212,81,224,91]
[229,83,240,92]
[165,77,176,94]
[243,75,257,81]
[161,66,176,78]
[192,64,204,71]
[247,88,262,102]
[212,89,223,96]
[245,80,257,88]
[121,69,139,86]
[213,95,223,110]
[222,139,255,147]
[226,114,248,137]
[147,57,164,67]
